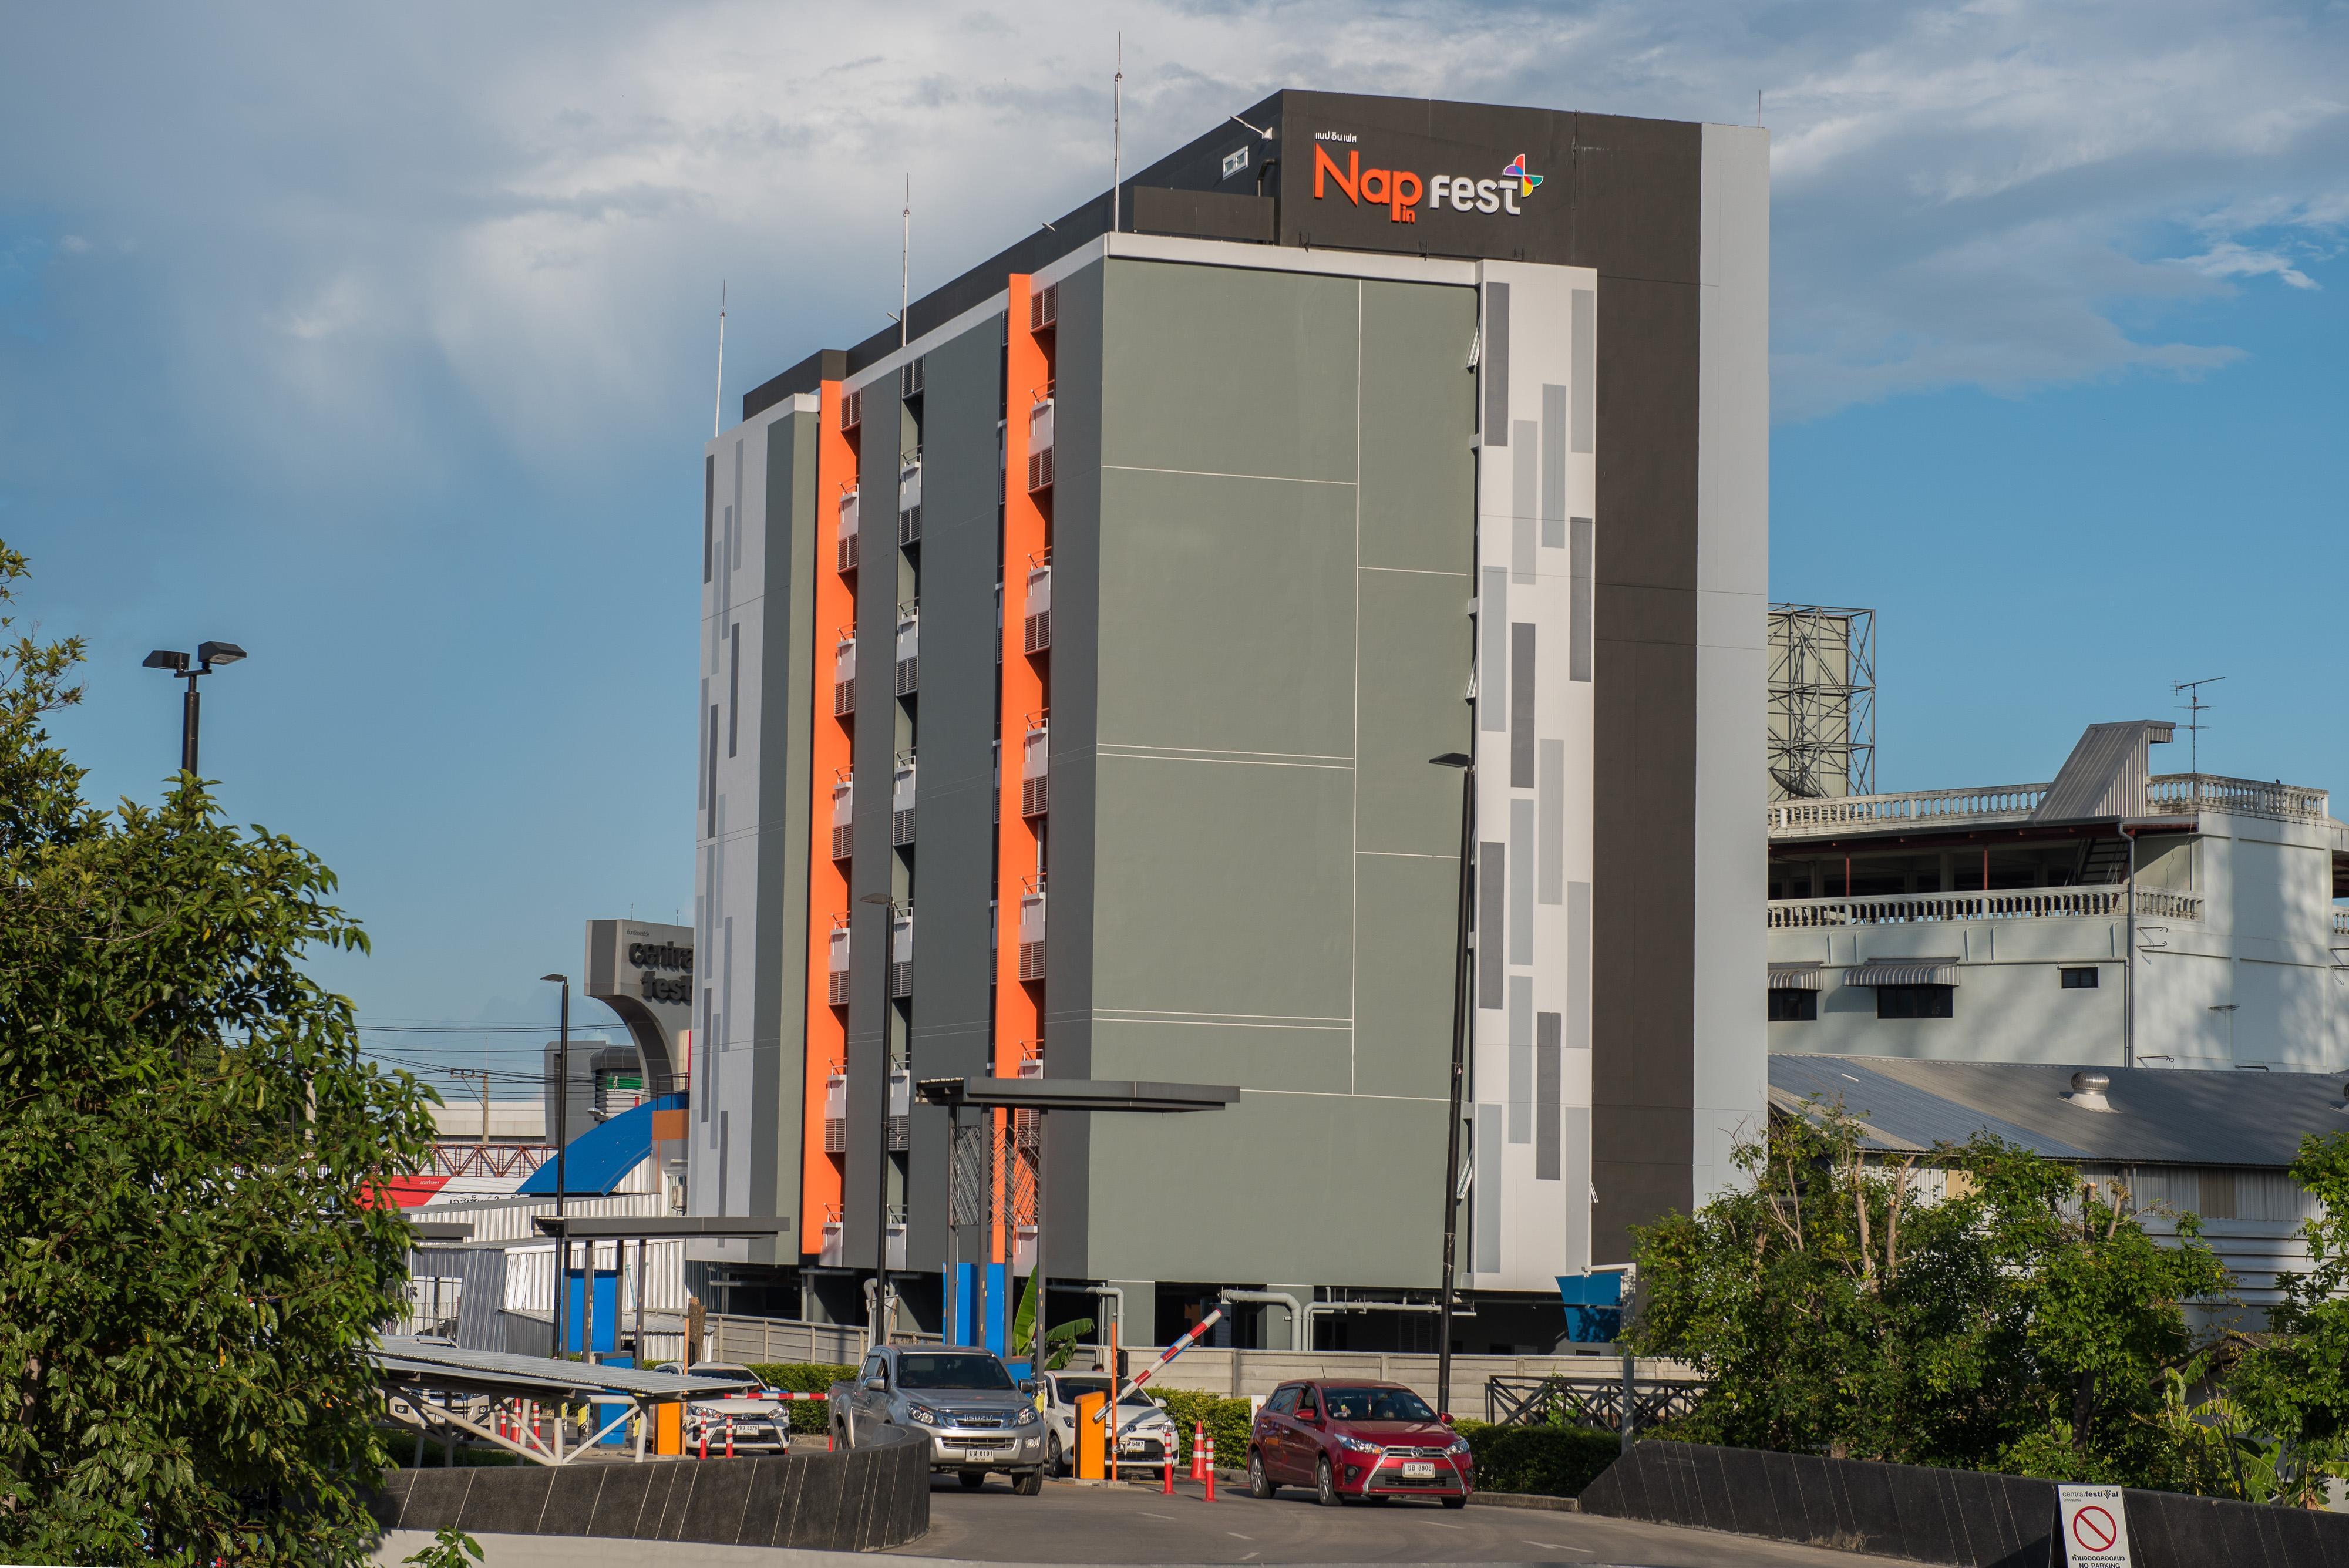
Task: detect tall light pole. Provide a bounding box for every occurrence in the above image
[142,641,247,776]
[859,891,898,1345]
[1428,751,1476,1419]
[544,973,571,1356]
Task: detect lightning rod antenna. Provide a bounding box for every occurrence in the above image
[900,174,911,350]
[712,281,727,438]
[1111,33,1123,239]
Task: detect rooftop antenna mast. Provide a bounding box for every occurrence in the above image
[712,281,726,438]
[1110,33,1123,238]
[899,174,911,350]
[2173,676,2224,775]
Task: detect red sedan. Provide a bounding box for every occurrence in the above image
[1246,1380,1473,1506]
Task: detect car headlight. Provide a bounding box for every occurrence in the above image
[907,1405,940,1426]
[1448,1436,1472,1456]
[1014,1405,1040,1426]
[1337,1435,1381,1455]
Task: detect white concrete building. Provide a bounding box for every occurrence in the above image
[1766,720,2349,1072]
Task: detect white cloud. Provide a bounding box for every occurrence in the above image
[3,0,2347,474]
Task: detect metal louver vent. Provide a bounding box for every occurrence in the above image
[898,504,921,544]
[834,678,854,716]
[1026,446,1055,493]
[1030,284,1058,332]
[891,808,915,846]
[841,388,862,430]
[901,356,925,398]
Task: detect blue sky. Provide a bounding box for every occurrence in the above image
[4,3,2345,1098]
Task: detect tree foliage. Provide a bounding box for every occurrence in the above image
[1627,1102,2227,1488]
[2229,1130,2349,1504]
[0,544,438,1563]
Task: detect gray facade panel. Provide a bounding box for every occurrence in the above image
[1349,852,1457,1101]
[1357,279,1476,575]
[1353,568,1470,858]
[900,316,1007,1273]
[843,391,908,1271]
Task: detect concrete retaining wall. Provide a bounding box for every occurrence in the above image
[1579,1439,2347,1567]
[367,1424,927,1553]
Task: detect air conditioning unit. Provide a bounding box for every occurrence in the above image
[840,388,863,431]
[1018,886,1046,981]
[1030,284,1058,332]
[1025,398,1055,493]
[1021,723,1049,817]
[897,457,922,544]
[1023,563,1052,655]
[893,607,919,696]
[837,489,860,573]
[827,924,851,1007]
[891,758,916,847]
[889,910,914,998]
[830,775,854,862]
[900,356,925,399]
[823,1072,847,1153]
[833,635,856,716]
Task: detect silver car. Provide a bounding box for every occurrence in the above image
[829,1345,1048,1494]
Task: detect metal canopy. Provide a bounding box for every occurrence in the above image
[409,1219,475,1241]
[372,1336,752,1399]
[531,1214,794,1240]
[914,1076,1239,1113]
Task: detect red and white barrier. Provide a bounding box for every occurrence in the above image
[1190,1422,1206,1482]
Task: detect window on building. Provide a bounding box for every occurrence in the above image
[1768,988,1818,1022]
[2060,967,2099,989]
[1876,984,1954,1020]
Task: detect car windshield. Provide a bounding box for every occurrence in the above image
[896,1353,1015,1391]
[1321,1387,1437,1422]
[1055,1378,1157,1408]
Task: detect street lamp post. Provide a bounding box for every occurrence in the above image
[859,891,898,1345]
[142,641,247,776]
[544,973,571,1357]
[1428,751,1476,1419]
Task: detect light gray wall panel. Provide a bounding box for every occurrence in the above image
[1358,279,1475,573]
[1350,566,1465,858]
[1097,260,1359,483]
[1350,851,1457,1101]
[1092,468,1356,759]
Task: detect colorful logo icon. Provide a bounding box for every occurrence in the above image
[1502,154,1543,198]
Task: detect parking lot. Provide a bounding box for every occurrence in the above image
[890,1472,1911,1567]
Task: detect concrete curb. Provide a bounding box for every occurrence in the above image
[1466,1490,1580,1512]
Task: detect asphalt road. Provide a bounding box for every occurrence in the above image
[886,1473,1912,1567]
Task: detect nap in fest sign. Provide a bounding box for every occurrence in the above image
[2057,1483,2133,1567]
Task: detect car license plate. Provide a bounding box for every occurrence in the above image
[1403,1462,1435,1478]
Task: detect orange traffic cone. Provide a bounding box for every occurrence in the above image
[1190,1422,1206,1481]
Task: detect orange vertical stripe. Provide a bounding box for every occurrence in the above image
[800,379,857,1254]
[995,277,1052,1267]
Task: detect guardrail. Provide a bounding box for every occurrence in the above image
[1766,886,2203,929]
[1485,1372,1708,1432]
[1769,772,2334,840]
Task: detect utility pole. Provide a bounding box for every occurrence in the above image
[448,1066,493,1144]
[543,974,571,1355]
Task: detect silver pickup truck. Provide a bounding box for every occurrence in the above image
[829,1345,1048,1494]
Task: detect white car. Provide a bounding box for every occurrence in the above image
[1039,1372,1180,1476]
[652,1360,792,1452]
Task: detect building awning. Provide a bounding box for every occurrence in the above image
[1768,964,1825,991]
[517,1092,686,1197]
[1846,959,1961,987]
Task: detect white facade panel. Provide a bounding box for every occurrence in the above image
[1468,260,1598,1291]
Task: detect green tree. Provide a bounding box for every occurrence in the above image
[2229,1130,2349,1505]
[0,544,438,1563]
[1627,1101,2228,1486]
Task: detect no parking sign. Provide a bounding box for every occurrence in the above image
[2057,1484,2133,1567]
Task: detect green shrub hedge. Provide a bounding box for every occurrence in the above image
[1455,1419,1623,1496]
[1153,1389,1255,1469]
[746,1362,858,1434]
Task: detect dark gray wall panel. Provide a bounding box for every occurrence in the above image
[901,316,1007,1273]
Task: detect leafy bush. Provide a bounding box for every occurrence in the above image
[746,1362,858,1434]
[1456,1420,1622,1496]
[1153,1389,1255,1470]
